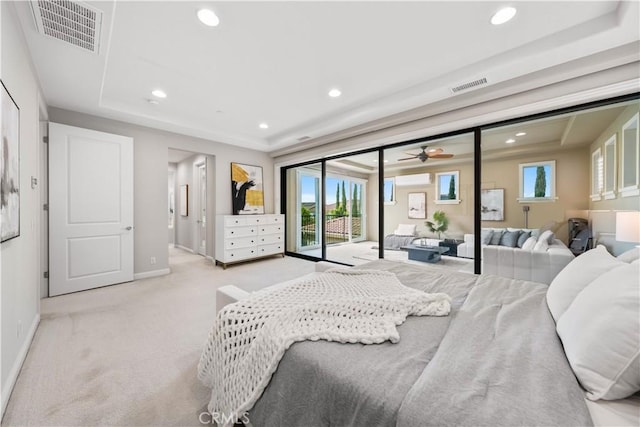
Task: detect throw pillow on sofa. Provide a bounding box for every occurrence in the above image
[538,229,555,244]
[489,230,503,245]
[481,229,493,245]
[500,230,521,247]
[517,231,531,248]
[521,236,537,251]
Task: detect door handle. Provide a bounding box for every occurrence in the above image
[124,226,133,231]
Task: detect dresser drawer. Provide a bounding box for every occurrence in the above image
[224,216,249,227]
[224,226,257,238]
[258,224,283,235]
[224,236,257,250]
[258,233,283,245]
[258,243,284,256]
[224,247,257,261]
[264,214,284,225]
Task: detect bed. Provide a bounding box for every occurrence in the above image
[199,247,640,427]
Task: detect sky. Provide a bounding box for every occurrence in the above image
[300,175,362,206]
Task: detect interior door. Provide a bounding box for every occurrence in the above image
[197,162,207,256]
[49,123,134,296]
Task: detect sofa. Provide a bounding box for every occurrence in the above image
[457,228,575,284]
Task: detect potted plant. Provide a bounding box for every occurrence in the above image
[426,210,449,240]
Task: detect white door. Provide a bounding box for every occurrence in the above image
[49,123,134,296]
[196,162,207,256]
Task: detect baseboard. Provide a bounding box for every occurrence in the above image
[175,245,194,253]
[133,268,171,280]
[1,314,40,417]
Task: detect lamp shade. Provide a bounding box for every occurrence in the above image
[615,211,640,243]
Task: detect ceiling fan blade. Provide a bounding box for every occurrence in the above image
[397,157,418,161]
[429,153,454,159]
[403,152,419,157]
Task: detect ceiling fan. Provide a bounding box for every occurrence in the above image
[398,146,454,163]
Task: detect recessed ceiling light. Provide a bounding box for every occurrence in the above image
[506,138,516,144]
[328,88,342,98]
[515,131,526,136]
[259,123,269,129]
[151,89,167,98]
[197,9,220,27]
[491,7,516,25]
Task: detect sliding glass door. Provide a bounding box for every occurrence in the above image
[285,163,322,258]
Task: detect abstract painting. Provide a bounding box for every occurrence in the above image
[231,162,264,215]
[408,192,426,219]
[1,81,20,243]
[481,188,504,221]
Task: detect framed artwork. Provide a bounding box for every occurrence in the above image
[1,80,20,243]
[180,184,188,216]
[481,188,504,221]
[408,192,426,219]
[231,162,264,215]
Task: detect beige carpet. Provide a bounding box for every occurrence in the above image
[1,248,315,426]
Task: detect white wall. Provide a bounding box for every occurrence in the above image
[48,108,274,275]
[1,2,44,415]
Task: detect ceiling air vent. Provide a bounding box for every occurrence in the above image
[30,0,103,54]
[450,77,488,94]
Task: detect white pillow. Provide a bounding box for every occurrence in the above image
[538,229,555,244]
[617,247,640,263]
[546,245,625,322]
[533,238,549,252]
[394,224,416,236]
[521,236,537,251]
[556,263,640,400]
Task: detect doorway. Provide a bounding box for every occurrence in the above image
[167,149,213,263]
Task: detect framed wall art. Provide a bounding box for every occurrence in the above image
[1,80,20,243]
[408,192,426,219]
[231,162,265,215]
[481,188,504,221]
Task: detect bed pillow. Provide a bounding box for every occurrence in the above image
[481,229,493,245]
[556,262,640,400]
[500,230,521,247]
[517,231,531,248]
[521,236,537,251]
[546,245,625,322]
[617,247,640,263]
[489,230,503,245]
[394,224,416,236]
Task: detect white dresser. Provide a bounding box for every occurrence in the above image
[215,214,285,269]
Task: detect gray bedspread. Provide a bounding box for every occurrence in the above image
[382,234,416,250]
[248,260,592,427]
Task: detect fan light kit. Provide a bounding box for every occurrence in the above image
[398,146,454,163]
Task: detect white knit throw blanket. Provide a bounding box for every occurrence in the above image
[197,269,451,419]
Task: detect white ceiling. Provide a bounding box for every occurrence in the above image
[15,1,640,153]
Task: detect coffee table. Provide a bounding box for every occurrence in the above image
[401,244,449,263]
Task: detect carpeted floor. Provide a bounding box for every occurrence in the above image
[1,248,315,426]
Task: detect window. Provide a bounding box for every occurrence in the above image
[590,148,603,201]
[604,135,616,199]
[518,160,556,202]
[383,177,396,205]
[434,171,460,204]
[620,113,639,197]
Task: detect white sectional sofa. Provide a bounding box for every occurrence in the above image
[457,228,575,284]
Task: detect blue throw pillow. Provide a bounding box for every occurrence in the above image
[481,229,493,245]
[517,231,531,248]
[500,230,521,247]
[489,230,504,245]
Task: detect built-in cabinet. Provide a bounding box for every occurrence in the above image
[215,214,285,268]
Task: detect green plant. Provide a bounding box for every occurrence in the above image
[426,210,449,239]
